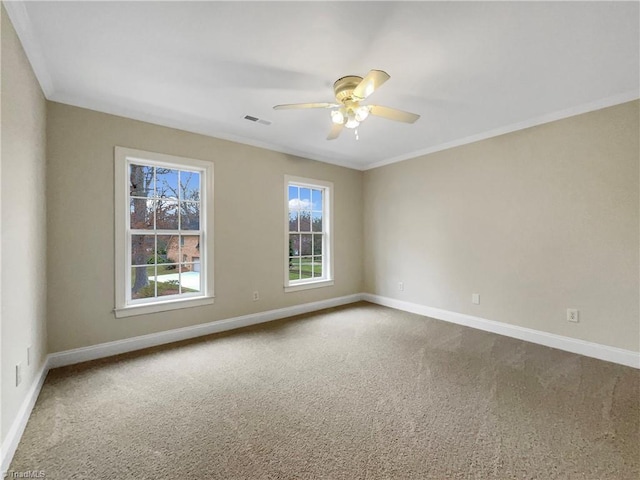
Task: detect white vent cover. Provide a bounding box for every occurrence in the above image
[244,115,271,126]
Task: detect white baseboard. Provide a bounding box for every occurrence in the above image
[362,294,640,369]
[48,293,363,369]
[1,359,50,474]
[2,293,362,471]
[5,292,636,473]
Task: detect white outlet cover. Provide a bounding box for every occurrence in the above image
[567,309,579,323]
[472,293,480,305]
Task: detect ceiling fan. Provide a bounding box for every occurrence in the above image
[273,70,420,140]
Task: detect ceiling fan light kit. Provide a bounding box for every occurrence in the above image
[354,106,370,122]
[330,110,344,125]
[330,105,370,129]
[273,69,420,140]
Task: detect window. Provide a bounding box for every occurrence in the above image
[114,147,214,317]
[285,176,334,292]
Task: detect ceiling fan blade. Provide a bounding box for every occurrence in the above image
[327,122,344,140]
[369,105,420,124]
[352,70,390,100]
[273,102,340,110]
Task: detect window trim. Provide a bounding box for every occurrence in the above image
[284,175,334,293]
[114,147,214,318]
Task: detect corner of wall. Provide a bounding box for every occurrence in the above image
[1,0,49,455]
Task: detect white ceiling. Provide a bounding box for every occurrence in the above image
[6,1,639,170]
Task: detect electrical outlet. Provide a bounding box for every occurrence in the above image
[398,282,404,291]
[27,345,32,366]
[472,293,480,305]
[567,308,579,323]
[16,363,22,387]
[252,291,260,301]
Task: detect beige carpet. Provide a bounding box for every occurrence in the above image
[9,302,639,479]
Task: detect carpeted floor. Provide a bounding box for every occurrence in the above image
[9,302,640,479]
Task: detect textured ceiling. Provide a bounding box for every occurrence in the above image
[6,1,639,170]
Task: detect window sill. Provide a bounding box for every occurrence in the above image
[114,296,215,318]
[284,279,334,293]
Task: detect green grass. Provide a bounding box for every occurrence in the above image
[131,264,179,277]
[145,264,178,276]
[131,279,197,299]
[131,263,199,299]
[289,257,322,281]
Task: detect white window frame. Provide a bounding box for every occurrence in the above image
[114,147,214,318]
[284,175,334,292]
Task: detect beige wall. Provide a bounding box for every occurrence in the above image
[1,0,636,457]
[46,102,363,353]
[4,1,637,403]
[1,5,48,443]
[364,101,639,352]
[43,100,640,354]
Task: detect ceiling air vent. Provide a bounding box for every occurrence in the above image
[244,115,271,126]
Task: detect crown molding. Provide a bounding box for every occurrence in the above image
[50,89,638,173]
[3,0,54,97]
[4,2,637,172]
[48,91,365,172]
[365,91,640,170]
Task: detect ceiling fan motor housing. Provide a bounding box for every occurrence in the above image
[273,69,419,140]
[333,76,363,103]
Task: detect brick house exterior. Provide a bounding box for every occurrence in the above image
[166,236,200,271]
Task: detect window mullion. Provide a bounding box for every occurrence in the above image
[125,157,207,306]
[285,179,331,289]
